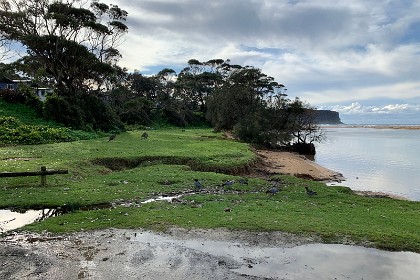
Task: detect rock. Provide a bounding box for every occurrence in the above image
[291,143,316,155]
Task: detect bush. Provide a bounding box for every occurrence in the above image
[0,116,20,127]
[78,94,122,131]
[43,94,124,131]
[43,95,84,128]
[291,142,316,155]
[119,98,152,125]
[0,116,97,145]
[0,84,43,113]
[0,89,27,103]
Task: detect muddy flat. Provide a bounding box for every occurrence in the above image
[2,228,420,279]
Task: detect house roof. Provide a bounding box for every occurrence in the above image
[0,76,17,84]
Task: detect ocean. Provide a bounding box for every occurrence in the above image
[315,126,420,201]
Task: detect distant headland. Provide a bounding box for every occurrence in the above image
[313,110,343,124]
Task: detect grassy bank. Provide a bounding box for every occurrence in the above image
[0,100,100,145]
[1,128,420,253]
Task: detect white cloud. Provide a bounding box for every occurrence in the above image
[321,102,420,115]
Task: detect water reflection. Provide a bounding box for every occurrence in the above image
[234,244,420,279]
[315,127,420,200]
[0,198,180,233]
[141,195,183,204]
[0,209,60,233]
[132,231,420,280]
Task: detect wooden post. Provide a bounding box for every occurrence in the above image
[40,166,47,186]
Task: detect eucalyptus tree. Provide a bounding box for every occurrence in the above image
[174,59,224,112]
[206,62,322,150]
[206,64,284,131]
[0,0,128,97]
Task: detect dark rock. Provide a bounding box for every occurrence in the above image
[291,143,316,155]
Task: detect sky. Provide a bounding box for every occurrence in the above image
[10,0,420,124]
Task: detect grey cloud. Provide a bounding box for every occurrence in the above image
[110,0,420,110]
[120,0,363,47]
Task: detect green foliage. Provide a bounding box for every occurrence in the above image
[0,116,95,144]
[0,99,99,145]
[0,99,46,125]
[0,89,26,103]
[119,97,152,125]
[76,94,123,131]
[0,0,128,98]
[0,84,43,113]
[233,112,266,144]
[43,95,83,128]
[43,94,123,131]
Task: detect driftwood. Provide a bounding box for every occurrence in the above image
[0,166,68,186]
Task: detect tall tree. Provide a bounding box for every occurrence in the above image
[206,64,284,131]
[0,0,128,97]
[174,59,224,112]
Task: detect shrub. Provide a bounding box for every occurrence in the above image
[0,116,20,127]
[44,94,123,132]
[43,95,84,128]
[0,116,98,145]
[0,89,26,103]
[0,85,43,114]
[119,98,152,125]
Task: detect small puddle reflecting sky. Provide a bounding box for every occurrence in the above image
[0,209,56,233]
[0,195,180,233]
[132,231,420,280]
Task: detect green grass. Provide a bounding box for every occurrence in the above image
[1,127,420,253]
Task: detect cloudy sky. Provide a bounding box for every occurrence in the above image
[105,1,420,123]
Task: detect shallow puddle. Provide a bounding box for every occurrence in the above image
[0,196,182,233]
[131,231,420,280]
[233,243,420,279]
[141,195,183,204]
[0,209,57,233]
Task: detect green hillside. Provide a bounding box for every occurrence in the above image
[0,100,100,145]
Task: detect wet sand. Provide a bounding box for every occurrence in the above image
[0,228,321,280]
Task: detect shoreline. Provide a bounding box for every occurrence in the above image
[255,149,345,182]
[255,149,409,200]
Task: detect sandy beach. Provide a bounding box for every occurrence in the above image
[254,149,344,182]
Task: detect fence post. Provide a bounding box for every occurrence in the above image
[40,166,47,186]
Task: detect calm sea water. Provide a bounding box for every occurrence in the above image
[315,126,420,201]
